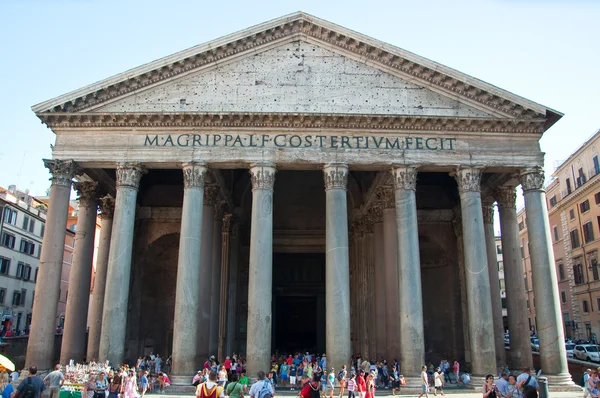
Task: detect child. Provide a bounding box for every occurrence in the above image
[140,371,149,397]
[290,365,297,391]
[347,374,356,398]
[148,374,155,393]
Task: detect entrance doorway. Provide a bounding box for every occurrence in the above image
[272,253,325,354]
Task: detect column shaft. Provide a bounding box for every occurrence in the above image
[87,197,114,361]
[218,214,232,362]
[520,169,571,383]
[324,164,351,373]
[392,167,424,375]
[482,202,508,368]
[171,163,206,376]
[496,188,532,370]
[373,219,387,360]
[209,205,224,356]
[198,186,216,361]
[61,182,99,363]
[246,164,276,376]
[99,163,145,365]
[454,168,496,375]
[26,159,78,369]
[225,220,240,355]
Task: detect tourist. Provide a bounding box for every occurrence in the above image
[417,365,429,398]
[516,368,538,392]
[271,362,279,386]
[249,371,274,398]
[96,372,108,398]
[224,357,232,377]
[300,374,321,398]
[122,369,137,398]
[108,375,121,398]
[482,374,497,398]
[338,365,348,398]
[16,366,45,398]
[306,363,314,379]
[82,374,97,398]
[506,375,522,398]
[586,370,599,398]
[461,373,471,386]
[139,371,149,398]
[452,361,459,384]
[290,364,297,390]
[197,371,225,398]
[10,370,19,383]
[43,364,65,398]
[356,370,366,398]
[346,373,356,398]
[155,354,162,373]
[433,367,444,396]
[239,372,249,392]
[495,370,509,398]
[218,366,228,386]
[280,361,289,387]
[325,368,335,398]
[381,360,388,389]
[389,366,400,396]
[136,357,144,370]
[226,373,244,398]
[585,369,594,398]
[0,372,15,398]
[364,373,375,398]
[193,370,203,387]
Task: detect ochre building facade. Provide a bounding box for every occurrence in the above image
[26,13,573,386]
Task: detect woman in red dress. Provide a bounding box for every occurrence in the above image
[365,373,376,398]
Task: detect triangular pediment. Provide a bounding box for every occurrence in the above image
[32,11,561,129]
[92,40,491,117]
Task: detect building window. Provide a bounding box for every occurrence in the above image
[499,279,505,290]
[597,298,600,312]
[593,259,600,281]
[570,209,576,220]
[34,267,38,282]
[496,245,502,254]
[0,258,9,275]
[3,208,16,225]
[521,246,525,257]
[596,192,600,205]
[527,299,530,309]
[574,261,585,284]
[561,291,567,303]
[583,300,590,313]
[577,168,587,187]
[554,226,560,242]
[28,219,34,233]
[518,221,525,231]
[558,263,565,280]
[0,289,5,304]
[12,291,21,306]
[1,233,15,249]
[584,222,595,243]
[501,298,507,309]
[40,224,44,238]
[19,239,35,255]
[16,263,24,279]
[571,229,581,249]
[69,224,76,232]
[23,265,31,281]
[549,195,557,207]
[581,200,591,213]
[22,216,34,233]
[20,289,26,306]
[497,261,503,272]
[524,276,529,291]
[567,178,573,195]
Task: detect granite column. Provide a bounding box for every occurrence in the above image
[209,202,225,356]
[218,214,232,361]
[171,163,207,377]
[225,219,240,355]
[99,163,145,365]
[454,168,496,376]
[246,163,276,377]
[60,181,99,363]
[372,205,387,360]
[26,159,78,369]
[199,185,217,361]
[482,201,508,369]
[495,187,532,370]
[87,196,115,361]
[324,164,351,373]
[392,166,424,375]
[520,168,572,384]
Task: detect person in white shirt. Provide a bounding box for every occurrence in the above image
[249,371,275,398]
[10,370,19,383]
[433,367,444,396]
[418,366,429,398]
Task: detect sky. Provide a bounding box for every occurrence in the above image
[0,0,599,203]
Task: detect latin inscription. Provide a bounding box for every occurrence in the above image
[144,134,456,151]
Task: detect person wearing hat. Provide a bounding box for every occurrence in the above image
[433,367,444,396]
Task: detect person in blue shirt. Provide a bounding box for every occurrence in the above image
[139,371,149,398]
[280,363,289,387]
[1,372,15,398]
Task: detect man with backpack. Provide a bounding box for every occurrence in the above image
[15,366,45,398]
[516,368,539,394]
[249,371,274,398]
[337,366,347,398]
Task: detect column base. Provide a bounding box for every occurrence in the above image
[164,376,196,394]
[545,374,580,392]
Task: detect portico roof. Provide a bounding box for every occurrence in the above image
[32,11,562,131]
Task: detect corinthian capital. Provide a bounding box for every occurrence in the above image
[116,163,146,190]
[495,186,517,209]
[182,162,207,188]
[453,167,482,193]
[481,201,495,225]
[323,164,348,190]
[376,185,395,209]
[75,181,99,207]
[520,167,545,193]
[250,163,276,191]
[391,166,417,191]
[43,159,79,188]
[99,196,115,220]
[204,184,219,206]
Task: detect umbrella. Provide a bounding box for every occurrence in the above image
[0,354,15,371]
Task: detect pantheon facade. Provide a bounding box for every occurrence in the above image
[27,12,572,385]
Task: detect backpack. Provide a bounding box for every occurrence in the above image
[337,371,344,382]
[522,375,535,395]
[258,380,273,398]
[20,377,37,398]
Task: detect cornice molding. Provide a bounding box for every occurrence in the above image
[34,14,551,123]
[38,112,546,134]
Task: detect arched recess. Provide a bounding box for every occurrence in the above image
[136,232,180,357]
